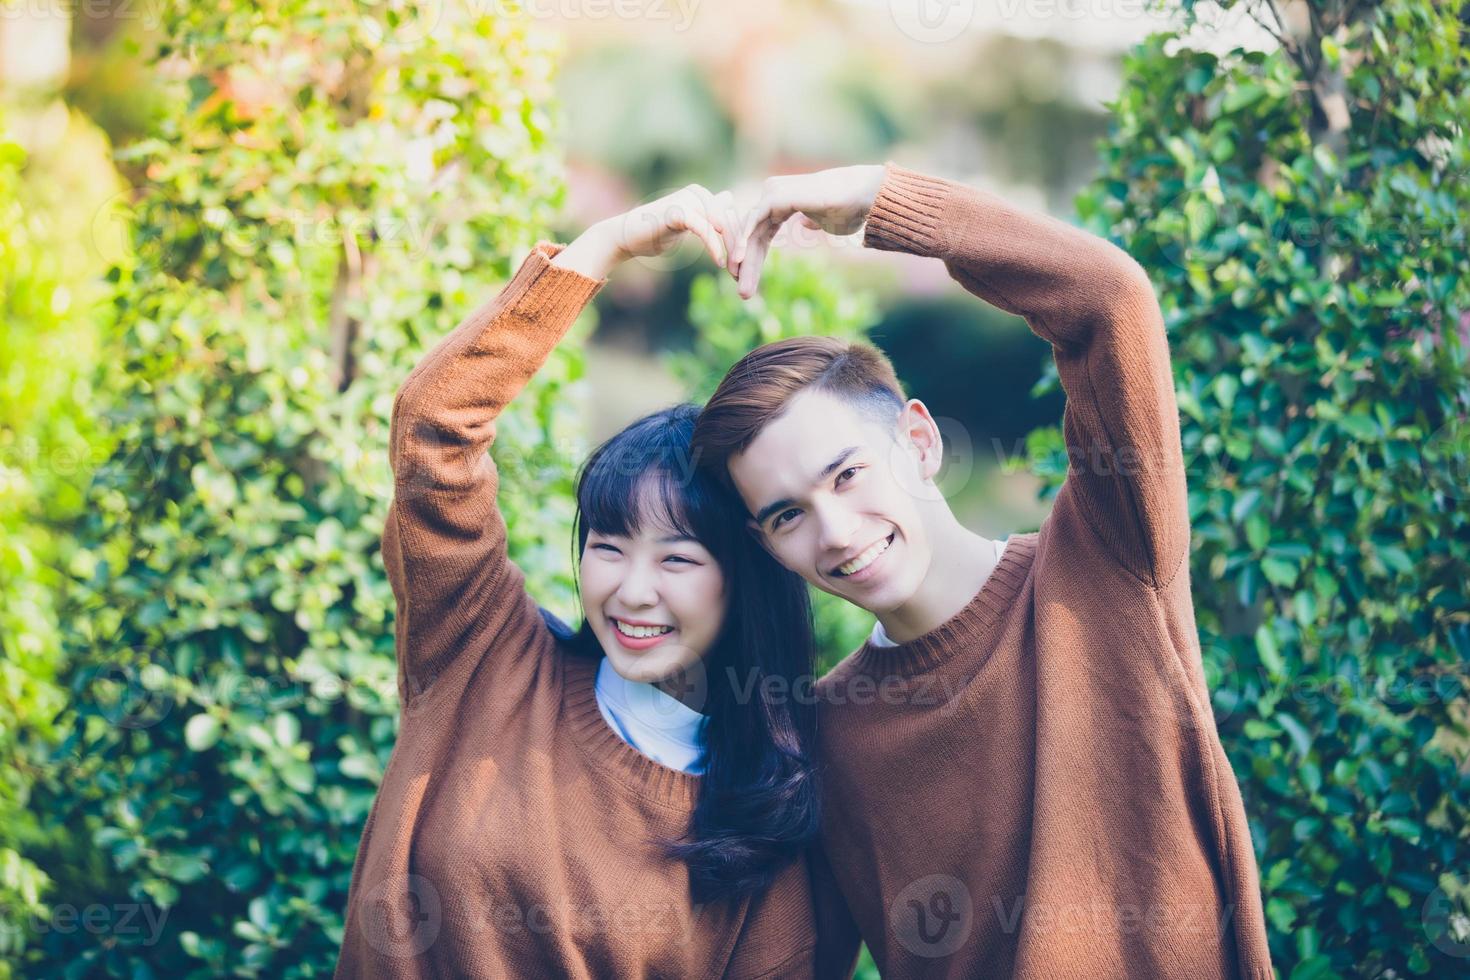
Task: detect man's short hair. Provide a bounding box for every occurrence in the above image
[692,336,906,480]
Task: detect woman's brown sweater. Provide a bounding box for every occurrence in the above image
[808,164,1275,979]
[334,242,822,978]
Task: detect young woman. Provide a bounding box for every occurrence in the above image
[334,187,831,978]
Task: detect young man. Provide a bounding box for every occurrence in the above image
[692,162,1274,978]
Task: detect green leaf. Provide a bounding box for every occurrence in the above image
[1288,955,1335,980]
[1214,374,1240,411]
[1266,897,1297,933]
[248,896,271,932]
[1277,713,1312,758]
[1338,413,1380,440]
[153,852,208,884]
[1222,83,1265,113]
[1246,512,1270,551]
[1261,557,1300,587]
[1376,545,1413,575]
[185,713,222,752]
[1255,625,1284,677]
[1244,719,1280,740]
[281,760,316,794]
[1232,488,1264,524]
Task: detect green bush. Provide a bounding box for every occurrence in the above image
[0,112,65,979]
[28,2,579,975]
[1027,2,1470,975]
[0,99,122,974]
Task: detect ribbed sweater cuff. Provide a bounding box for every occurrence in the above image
[507,239,609,325]
[388,238,606,437]
[861,162,953,259]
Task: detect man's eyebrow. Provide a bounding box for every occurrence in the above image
[819,446,861,480]
[752,446,861,527]
[753,497,796,528]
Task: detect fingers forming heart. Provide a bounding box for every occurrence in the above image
[684,184,738,273]
[736,211,815,299]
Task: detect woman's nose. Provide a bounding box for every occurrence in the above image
[615,561,660,607]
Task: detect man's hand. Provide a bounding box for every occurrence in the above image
[552,183,741,281]
[733,164,887,299]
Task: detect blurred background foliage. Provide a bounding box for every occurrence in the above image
[0,87,125,971]
[0,0,1464,977]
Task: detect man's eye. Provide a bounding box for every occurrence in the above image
[773,508,800,530]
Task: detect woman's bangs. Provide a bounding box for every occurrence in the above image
[578,462,701,543]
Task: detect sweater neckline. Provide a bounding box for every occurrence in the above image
[850,531,1039,679]
[594,656,708,773]
[562,653,701,810]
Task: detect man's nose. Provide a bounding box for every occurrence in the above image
[815,499,860,554]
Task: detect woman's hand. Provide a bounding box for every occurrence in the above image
[732,164,887,299]
[552,184,740,281]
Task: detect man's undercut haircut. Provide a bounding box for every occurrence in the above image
[692,336,906,479]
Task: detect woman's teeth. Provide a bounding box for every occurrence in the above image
[613,620,673,638]
[836,534,893,577]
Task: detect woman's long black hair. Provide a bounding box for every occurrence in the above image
[568,404,820,903]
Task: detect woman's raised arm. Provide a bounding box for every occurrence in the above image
[384,238,607,704]
[383,190,737,706]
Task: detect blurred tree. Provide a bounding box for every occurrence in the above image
[559,44,736,198]
[0,57,126,977]
[753,48,915,169]
[28,1,581,975]
[1028,1,1470,974]
[870,295,1066,451]
[0,111,66,980]
[933,36,1115,212]
[63,0,171,162]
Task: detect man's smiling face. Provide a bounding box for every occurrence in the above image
[727,388,938,615]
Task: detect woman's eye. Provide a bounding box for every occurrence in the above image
[837,466,860,486]
[590,543,621,555]
[664,554,696,565]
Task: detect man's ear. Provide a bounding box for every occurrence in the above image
[897,398,944,482]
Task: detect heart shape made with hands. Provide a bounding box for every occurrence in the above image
[692,164,888,300]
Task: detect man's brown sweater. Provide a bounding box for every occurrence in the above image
[335,242,822,978]
[810,164,1274,979]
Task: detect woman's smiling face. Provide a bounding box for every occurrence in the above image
[578,493,729,690]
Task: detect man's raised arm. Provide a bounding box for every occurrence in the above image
[862,162,1190,589]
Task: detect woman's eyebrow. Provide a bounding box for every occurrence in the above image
[657,534,700,544]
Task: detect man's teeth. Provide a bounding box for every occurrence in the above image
[837,535,893,576]
[614,620,674,638]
